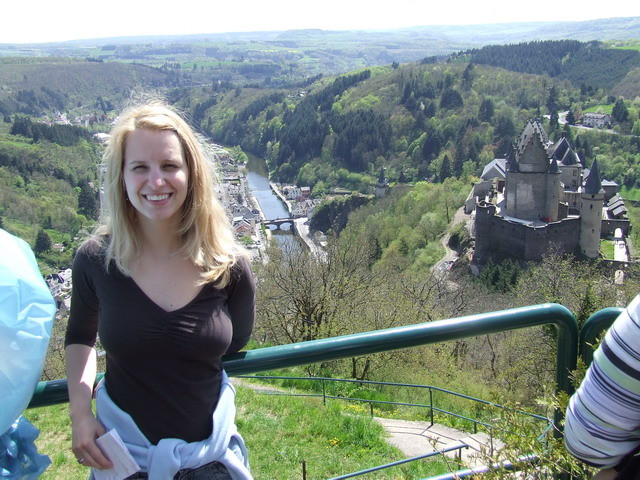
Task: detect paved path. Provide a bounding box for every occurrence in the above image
[373,417,503,469]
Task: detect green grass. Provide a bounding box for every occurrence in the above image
[600,239,615,259]
[26,404,85,479]
[584,104,614,114]
[620,186,640,201]
[27,385,452,480]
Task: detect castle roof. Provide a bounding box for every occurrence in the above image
[548,137,581,166]
[481,159,506,180]
[583,159,603,195]
[516,120,550,156]
[606,194,627,217]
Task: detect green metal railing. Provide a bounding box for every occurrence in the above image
[237,375,549,436]
[29,303,581,409]
[27,303,624,479]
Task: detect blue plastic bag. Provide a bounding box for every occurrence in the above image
[0,416,51,479]
[0,228,55,434]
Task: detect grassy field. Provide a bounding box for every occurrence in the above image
[600,239,615,259]
[27,384,452,480]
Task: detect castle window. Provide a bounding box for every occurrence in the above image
[590,205,593,209]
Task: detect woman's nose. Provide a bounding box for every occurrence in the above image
[149,168,166,186]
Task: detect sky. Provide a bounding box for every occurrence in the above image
[3,0,640,44]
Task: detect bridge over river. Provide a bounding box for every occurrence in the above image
[262,217,296,230]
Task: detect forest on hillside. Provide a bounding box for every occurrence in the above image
[178,49,640,195]
[458,40,640,90]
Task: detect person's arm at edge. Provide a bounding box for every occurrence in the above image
[565,295,640,470]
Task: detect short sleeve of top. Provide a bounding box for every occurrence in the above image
[65,242,256,444]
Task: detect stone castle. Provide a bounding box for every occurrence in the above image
[469,120,630,261]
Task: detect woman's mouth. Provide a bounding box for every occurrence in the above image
[145,194,171,201]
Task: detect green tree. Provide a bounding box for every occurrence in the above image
[462,62,475,89]
[612,98,629,123]
[439,154,452,181]
[77,180,99,220]
[34,229,51,254]
[478,98,494,122]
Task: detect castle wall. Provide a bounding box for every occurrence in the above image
[602,219,631,238]
[474,201,497,255]
[559,165,581,191]
[505,172,552,221]
[563,190,580,208]
[474,204,581,260]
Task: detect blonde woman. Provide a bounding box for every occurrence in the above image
[65,101,255,479]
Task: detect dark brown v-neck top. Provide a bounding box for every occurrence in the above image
[65,242,255,444]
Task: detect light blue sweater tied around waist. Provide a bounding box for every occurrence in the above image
[94,371,252,480]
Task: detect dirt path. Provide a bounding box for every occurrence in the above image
[434,206,470,274]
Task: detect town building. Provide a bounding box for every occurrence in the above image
[583,112,611,128]
[471,120,630,261]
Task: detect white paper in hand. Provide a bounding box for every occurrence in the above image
[92,429,141,480]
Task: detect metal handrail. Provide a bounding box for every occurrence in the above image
[238,374,549,441]
[237,375,549,423]
[327,444,471,480]
[419,454,539,480]
[29,303,578,411]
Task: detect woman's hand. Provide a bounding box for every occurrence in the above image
[71,411,112,470]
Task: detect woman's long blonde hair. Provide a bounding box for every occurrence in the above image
[95,100,245,287]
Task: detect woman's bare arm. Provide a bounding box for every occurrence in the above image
[65,344,112,469]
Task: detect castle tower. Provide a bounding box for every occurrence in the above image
[579,159,605,258]
[375,168,389,198]
[544,158,561,222]
[505,120,558,221]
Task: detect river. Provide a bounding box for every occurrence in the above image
[244,153,297,248]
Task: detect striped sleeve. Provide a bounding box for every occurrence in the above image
[565,294,640,468]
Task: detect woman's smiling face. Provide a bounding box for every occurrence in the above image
[123,128,189,227]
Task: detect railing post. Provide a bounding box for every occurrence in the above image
[322,378,326,406]
[490,427,494,456]
[370,402,373,417]
[429,387,434,427]
[579,307,622,364]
